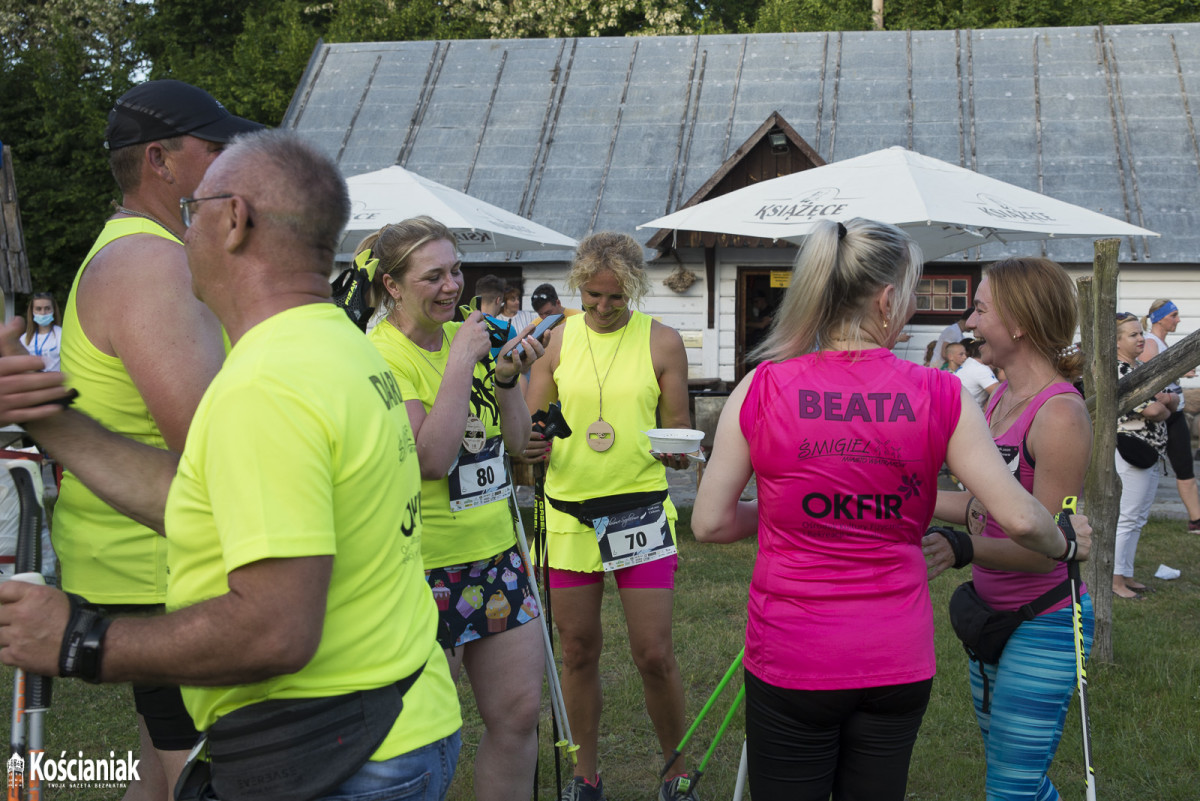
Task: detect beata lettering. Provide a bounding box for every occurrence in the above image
[797,390,916,422]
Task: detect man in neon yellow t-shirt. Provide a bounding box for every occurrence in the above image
[0,131,461,800]
[59,79,264,798]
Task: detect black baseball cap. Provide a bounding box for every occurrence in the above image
[104,80,265,151]
[531,284,559,307]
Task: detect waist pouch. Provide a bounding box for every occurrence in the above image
[949,580,1069,664]
[177,664,424,801]
[948,580,1070,714]
[1117,432,1159,469]
[547,490,669,527]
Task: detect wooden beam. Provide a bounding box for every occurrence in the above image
[705,246,716,329]
[1080,238,1120,663]
[1085,327,1200,418]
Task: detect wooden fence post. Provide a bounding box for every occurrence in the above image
[1079,239,1120,662]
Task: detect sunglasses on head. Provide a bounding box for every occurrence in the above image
[1116,312,1138,322]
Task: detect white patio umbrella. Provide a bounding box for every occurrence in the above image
[339,165,578,256]
[639,146,1157,260]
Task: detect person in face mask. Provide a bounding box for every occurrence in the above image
[21,292,62,372]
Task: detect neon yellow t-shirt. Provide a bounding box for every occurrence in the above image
[164,304,460,758]
[368,319,517,569]
[544,312,676,572]
[56,218,180,602]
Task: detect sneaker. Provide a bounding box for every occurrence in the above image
[1189,518,1200,534]
[561,775,605,801]
[659,773,700,801]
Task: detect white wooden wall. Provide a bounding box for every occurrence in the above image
[520,258,1200,387]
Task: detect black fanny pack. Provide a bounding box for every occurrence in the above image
[948,580,1070,713]
[547,490,669,527]
[1117,432,1159,469]
[176,663,424,801]
[949,580,1070,664]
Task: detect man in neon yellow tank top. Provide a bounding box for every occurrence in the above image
[0,131,461,801]
[57,80,262,800]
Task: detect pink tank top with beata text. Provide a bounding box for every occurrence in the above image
[741,349,962,690]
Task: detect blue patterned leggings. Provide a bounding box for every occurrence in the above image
[968,594,1094,801]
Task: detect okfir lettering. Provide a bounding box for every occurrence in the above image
[801,492,903,520]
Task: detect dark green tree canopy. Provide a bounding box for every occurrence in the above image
[4,0,1199,302]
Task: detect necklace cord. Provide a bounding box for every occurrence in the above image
[989,374,1058,431]
[585,317,629,422]
[113,202,180,241]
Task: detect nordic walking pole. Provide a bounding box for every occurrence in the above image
[507,458,578,765]
[9,462,50,801]
[659,648,744,781]
[731,740,749,801]
[8,659,25,801]
[1058,496,1096,801]
[690,684,745,791]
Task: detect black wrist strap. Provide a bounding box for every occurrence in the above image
[930,526,974,569]
[1055,511,1079,562]
[1055,537,1078,563]
[59,593,112,683]
[494,375,519,389]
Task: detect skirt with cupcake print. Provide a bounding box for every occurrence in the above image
[426,541,541,649]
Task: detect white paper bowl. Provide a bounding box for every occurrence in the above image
[645,428,705,454]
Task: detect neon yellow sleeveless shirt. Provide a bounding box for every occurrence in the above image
[368,320,517,569]
[55,218,179,603]
[544,311,676,572]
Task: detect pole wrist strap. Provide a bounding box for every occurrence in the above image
[59,593,112,683]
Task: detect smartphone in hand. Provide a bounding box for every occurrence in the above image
[510,313,565,358]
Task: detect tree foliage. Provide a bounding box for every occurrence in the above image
[752,0,1200,33]
[442,0,691,38]
[5,0,1200,303]
[0,0,147,298]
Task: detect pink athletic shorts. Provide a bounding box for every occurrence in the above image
[547,554,678,590]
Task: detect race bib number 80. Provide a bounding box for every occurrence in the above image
[448,435,511,512]
[593,502,676,571]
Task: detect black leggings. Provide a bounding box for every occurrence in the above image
[744,669,932,801]
[1164,411,1195,480]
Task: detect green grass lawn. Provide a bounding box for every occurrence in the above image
[4,509,1197,800]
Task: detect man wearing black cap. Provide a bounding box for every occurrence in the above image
[54,79,262,801]
[530,283,580,325]
[530,283,565,319]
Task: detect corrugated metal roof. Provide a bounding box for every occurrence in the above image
[284,24,1200,265]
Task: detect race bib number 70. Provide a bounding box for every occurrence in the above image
[593,502,676,571]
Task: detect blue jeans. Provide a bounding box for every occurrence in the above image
[318,731,461,801]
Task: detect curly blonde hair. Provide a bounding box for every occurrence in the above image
[566,232,651,304]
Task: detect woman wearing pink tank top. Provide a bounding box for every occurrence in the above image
[930,257,1096,799]
[694,221,1092,801]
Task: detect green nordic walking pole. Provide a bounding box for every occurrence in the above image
[659,648,744,782]
[1059,497,1096,801]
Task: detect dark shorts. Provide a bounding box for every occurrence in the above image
[104,603,201,751]
[744,669,932,801]
[1165,410,1194,480]
[426,542,540,650]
